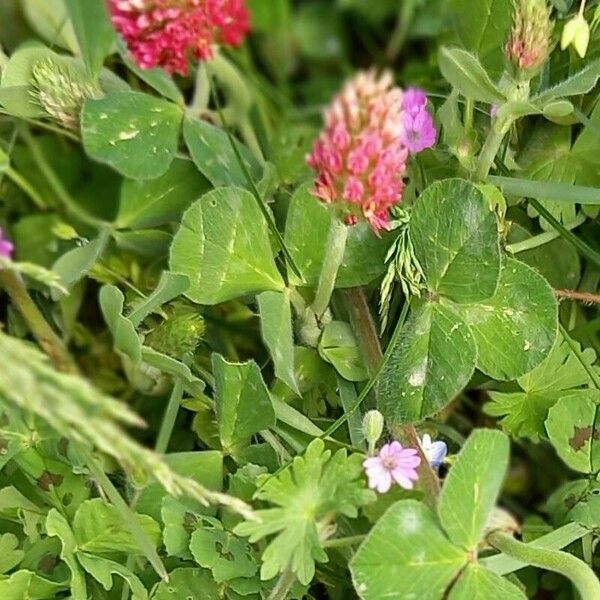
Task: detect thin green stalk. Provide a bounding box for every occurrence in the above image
[0,270,76,373]
[323,534,366,549]
[312,219,348,319]
[488,531,600,598]
[560,323,600,390]
[386,0,417,61]
[210,82,303,281]
[189,62,210,114]
[475,126,507,181]
[528,198,600,269]
[84,449,169,582]
[5,167,47,210]
[268,567,296,600]
[154,379,184,454]
[18,126,106,229]
[506,213,586,254]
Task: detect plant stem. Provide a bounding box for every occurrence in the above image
[488,531,600,599]
[343,288,440,506]
[555,288,600,305]
[84,449,169,582]
[386,0,417,61]
[312,219,348,319]
[0,270,76,373]
[506,213,586,254]
[154,378,184,454]
[18,126,106,229]
[268,567,296,600]
[5,167,47,210]
[475,125,507,181]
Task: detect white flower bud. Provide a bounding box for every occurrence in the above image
[362,410,384,446]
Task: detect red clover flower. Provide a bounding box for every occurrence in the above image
[108,0,250,75]
[307,71,436,232]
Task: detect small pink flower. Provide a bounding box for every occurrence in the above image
[108,0,250,75]
[363,441,421,493]
[0,227,14,260]
[402,109,436,154]
[402,87,428,115]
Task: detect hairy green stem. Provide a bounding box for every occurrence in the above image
[19,126,106,229]
[506,213,586,254]
[84,450,169,582]
[0,270,76,373]
[488,531,600,598]
[343,289,440,506]
[268,567,296,600]
[154,378,184,454]
[312,219,348,319]
[475,126,507,181]
[323,534,366,548]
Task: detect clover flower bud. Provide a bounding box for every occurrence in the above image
[307,71,435,232]
[31,59,100,130]
[145,312,205,361]
[561,13,590,58]
[506,0,553,74]
[108,0,250,75]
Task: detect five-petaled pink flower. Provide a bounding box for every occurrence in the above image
[108,0,250,75]
[0,227,14,260]
[363,441,421,493]
[307,71,436,232]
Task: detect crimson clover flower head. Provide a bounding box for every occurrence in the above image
[108,0,250,75]
[420,434,448,469]
[363,441,421,493]
[0,227,14,260]
[307,71,436,232]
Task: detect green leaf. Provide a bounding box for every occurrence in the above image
[117,159,211,229]
[212,354,276,451]
[0,570,67,600]
[257,290,300,394]
[170,187,284,305]
[183,117,262,188]
[136,452,223,522]
[318,321,368,382]
[438,429,509,551]
[453,258,557,380]
[161,497,195,560]
[190,526,257,582]
[72,498,160,555]
[99,284,142,363]
[235,439,374,585]
[82,91,183,180]
[112,230,172,257]
[350,500,466,600]
[377,301,476,423]
[78,553,148,599]
[128,271,190,327]
[449,563,526,599]
[64,0,115,78]
[534,58,600,103]
[442,0,512,75]
[151,568,219,600]
[22,0,79,53]
[438,47,505,103]
[51,229,110,298]
[285,184,392,288]
[545,391,600,473]
[486,335,598,440]
[0,533,24,573]
[410,179,501,303]
[117,40,183,105]
[46,509,87,600]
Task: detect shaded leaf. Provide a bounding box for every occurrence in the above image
[449,563,526,599]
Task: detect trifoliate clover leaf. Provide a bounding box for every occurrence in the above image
[233,439,375,585]
[485,334,599,440]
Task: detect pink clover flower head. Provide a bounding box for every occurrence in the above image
[420,434,447,469]
[306,70,409,232]
[402,105,436,153]
[0,227,14,260]
[363,441,421,493]
[108,0,250,75]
